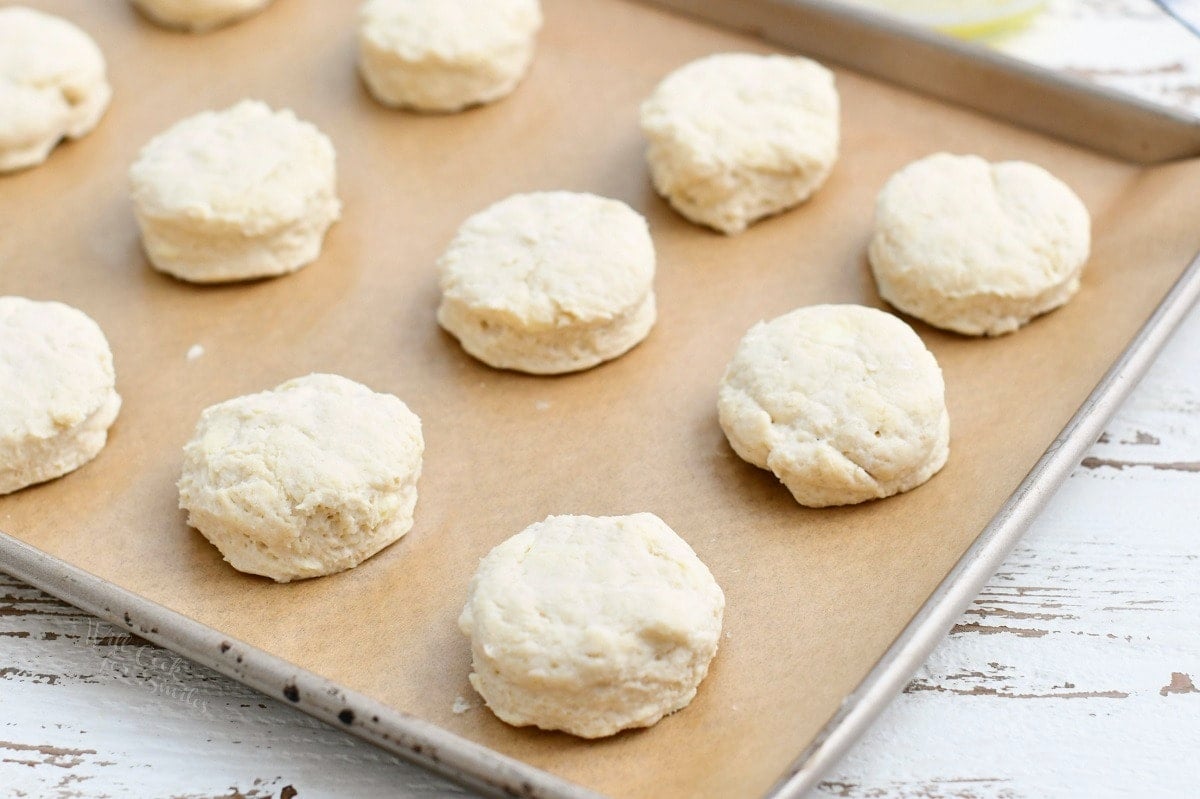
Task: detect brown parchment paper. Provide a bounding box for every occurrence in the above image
[3,1,1199,797]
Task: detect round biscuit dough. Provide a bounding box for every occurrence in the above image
[436,191,657,375]
[639,52,839,235]
[868,153,1091,336]
[129,0,274,32]
[177,374,424,583]
[718,304,949,507]
[358,0,542,113]
[459,513,725,738]
[0,297,121,495]
[129,100,341,283]
[0,7,111,173]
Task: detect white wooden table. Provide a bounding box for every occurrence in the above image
[3,2,1199,797]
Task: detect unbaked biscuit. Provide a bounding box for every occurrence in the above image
[869,152,1091,336]
[178,374,423,583]
[358,0,542,113]
[0,297,121,495]
[718,304,949,507]
[129,100,341,283]
[0,7,111,173]
[639,52,839,235]
[130,0,273,33]
[437,191,656,374]
[459,513,724,738]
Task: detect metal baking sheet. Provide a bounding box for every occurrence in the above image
[2,1,1199,797]
[644,0,1200,163]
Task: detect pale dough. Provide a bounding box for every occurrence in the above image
[718,304,949,507]
[639,52,840,235]
[459,513,724,738]
[129,0,274,33]
[0,7,111,173]
[129,100,341,283]
[177,374,423,583]
[358,0,542,112]
[0,297,121,495]
[437,191,657,374]
[869,152,1091,336]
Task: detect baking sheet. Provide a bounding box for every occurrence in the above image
[647,0,1200,163]
[2,1,1200,798]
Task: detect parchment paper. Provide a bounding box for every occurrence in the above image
[2,1,1199,797]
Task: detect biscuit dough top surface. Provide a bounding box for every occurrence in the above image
[459,513,724,684]
[871,153,1091,298]
[438,192,655,331]
[0,7,107,143]
[0,297,116,442]
[639,53,839,172]
[129,100,337,232]
[181,374,422,531]
[359,0,542,59]
[720,305,946,488]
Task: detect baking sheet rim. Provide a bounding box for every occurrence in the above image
[3,250,1198,799]
[640,0,1200,163]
